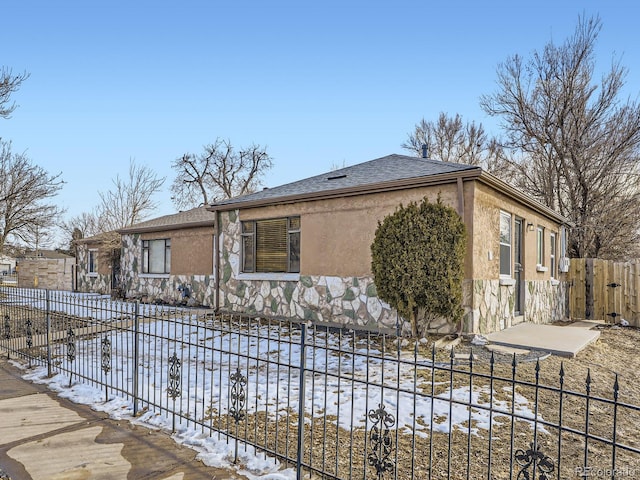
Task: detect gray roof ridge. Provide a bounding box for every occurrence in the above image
[210,153,479,208]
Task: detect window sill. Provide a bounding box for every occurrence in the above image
[499,278,516,286]
[237,272,300,282]
[550,279,560,287]
[139,273,170,279]
[536,265,548,272]
[88,273,98,278]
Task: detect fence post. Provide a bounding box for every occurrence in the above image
[296,322,307,476]
[133,300,140,416]
[46,289,52,378]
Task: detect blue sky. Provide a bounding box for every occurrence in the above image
[2,1,639,239]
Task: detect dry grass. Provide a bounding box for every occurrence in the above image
[3,294,639,478]
[209,325,640,479]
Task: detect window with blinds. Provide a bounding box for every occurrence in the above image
[241,216,300,273]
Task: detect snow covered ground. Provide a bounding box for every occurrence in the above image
[5,291,544,478]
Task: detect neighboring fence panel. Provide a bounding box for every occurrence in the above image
[569,258,640,326]
[2,287,640,479]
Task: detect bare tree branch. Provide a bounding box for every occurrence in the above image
[0,140,64,254]
[170,139,272,209]
[402,112,509,174]
[0,67,29,119]
[59,210,102,248]
[97,160,165,231]
[480,14,640,259]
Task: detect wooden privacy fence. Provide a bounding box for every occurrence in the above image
[569,258,640,326]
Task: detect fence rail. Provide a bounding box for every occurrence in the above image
[1,287,639,479]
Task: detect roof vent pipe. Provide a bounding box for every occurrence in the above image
[421,144,428,158]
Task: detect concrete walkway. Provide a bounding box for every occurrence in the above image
[0,359,246,480]
[485,320,602,358]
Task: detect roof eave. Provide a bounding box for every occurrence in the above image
[118,220,216,235]
[207,168,483,212]
[477,172,572,226]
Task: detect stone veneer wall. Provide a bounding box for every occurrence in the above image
[465,279,569,334]
[220,210,569,335]
[76,244,111,294]
[120,234,216,306]
[219,210,399,331]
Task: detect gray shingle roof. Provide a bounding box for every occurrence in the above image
[210,154,479,208]
[118,206,216,234]
[75,231,120,244]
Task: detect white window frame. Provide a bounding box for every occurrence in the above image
[536,226,545,266]
[499,211,512,278]
[550,232,557,279]
[88,249,98,276]
[241,216,301,274]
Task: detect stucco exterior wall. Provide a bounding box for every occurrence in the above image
[218,178,568,334]
[472,182,563,280]
[112,175,568,334]
[240,184,463,277]
[120,228,216,306]
[219,209,398,330]
[141,226,214,276]
[464,182,569,332]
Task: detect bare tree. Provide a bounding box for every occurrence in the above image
[1,68,29,119]
[402,112,508,173]
[0,140,64,254]
[59,161,164,254]
[170,139,272,209]
[480,15,640,259]
[59,210,101,249]
[96,160,165,232]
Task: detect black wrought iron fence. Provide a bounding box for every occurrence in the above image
[1,286,639,479]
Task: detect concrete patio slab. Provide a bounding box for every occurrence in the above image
[485,322,601,358]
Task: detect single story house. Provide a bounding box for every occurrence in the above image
[74,231,121,294]
[117,207,217,305]
[206,154,571,334]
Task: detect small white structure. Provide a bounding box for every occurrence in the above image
[0,254,16,274]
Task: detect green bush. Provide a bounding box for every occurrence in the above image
[371,196,466,337]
